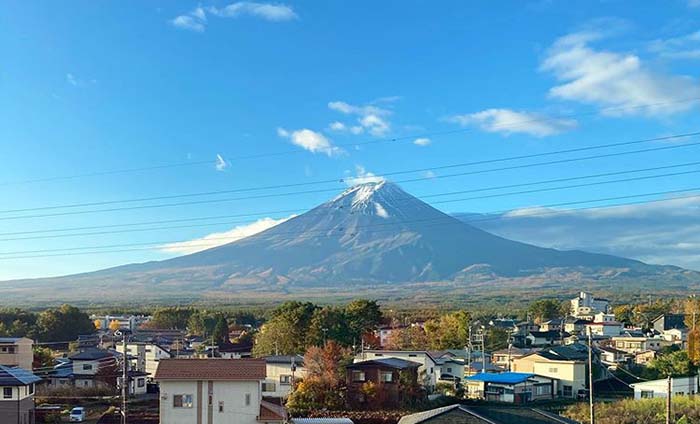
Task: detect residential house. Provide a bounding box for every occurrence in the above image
[598,347,627,366]
[115,342,172,379]
[155,358,285,424]
[539,319,563,332]
[91,314,149,332]
[489,318,517,331]
[571,292,609,319]
[585,321,622,337]
[376,325,407,348]
[611,334,669,354]
[526,330,566,347]
[464,372,556,403]
[291,420,354,424]
[262,355,305,398]
[662,328,687,347]
[634,350,657,365]
[346,358,421,409]
[218,341,253,359]
[399,404,580,424]
[512,344,588,398]
[491,347,539,371]
[397,404,488,424]
[652,314,686,333]
[434,358,464,382]
[0,338,34,371]
[69,348,118,389]
[564,318,590,336]
[0,365,41,424]
[630,376,698,399]
[357,350,437,390]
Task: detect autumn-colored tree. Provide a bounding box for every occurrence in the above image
[423,310,471,350]
[108,320,121,332]
[33,346,54,370]
[286,341,352,413]
[685,296,700,365]
[385,325,429,350]
[93,319,103,330]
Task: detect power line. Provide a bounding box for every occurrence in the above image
[1,160,699,241]
[3,97,699,187]
[2,133,700,221]
[1,186,699,260]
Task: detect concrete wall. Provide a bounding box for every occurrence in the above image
[0,339,33,371]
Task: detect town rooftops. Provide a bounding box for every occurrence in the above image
[465,372,536,384]
[363,350,437,362]
[154,358,266,381]
[532,344,588,361]
[69,348,116,361]
[398,404,487,424]
[0,337,32,344]
[259,400,287,421]
[0,365,42,386]
[291,419,355,424]
[217,341,253,353]
[347,357,421,370]
[264,355,304,366]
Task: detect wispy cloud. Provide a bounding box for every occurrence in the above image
[66,73,78,86]
[413,137,431,146]
[208,2,298,21]
[541,29,700,116]
[171,2,296,32]
[160,216,294,254]
[277,128,343,157]
[328,100,392,136]
[343,165,384,186]
[215,154,229,171]
[648,30,700,60]
[446,109,577,137]
[65,73,96,87]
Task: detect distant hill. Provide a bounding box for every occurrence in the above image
[1,181,697,305]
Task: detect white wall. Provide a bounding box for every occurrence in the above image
[357,351,436,388]
[263,363,306,398]
[633,376,699,400]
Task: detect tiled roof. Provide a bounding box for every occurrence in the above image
[347,357,421,370]
[398,404,488,424]
[69,348,116,361]
[259,400,287,421]
[155,358,266,381]
[291,419,354,424]
[0,366,42,386]
[264,355,304,366]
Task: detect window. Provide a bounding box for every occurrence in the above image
[563,386,573,397]
[173,394,193,408]
[351,370,366,382]
[245,393,251,406]
[548,367,558,373]
[28,384,34,395]
[446,367,452,373]
[408,354,417,357]
[218,401,224,413]
[137,379,145,388]
[535,385,551,395]
[262,382,276,392]
[280,375,292,385]
[3,387,12,399]
[641,390,654,399]
[373,353,383,357]
[82,364,93,371]
[379,371,394,383]
[208,395,212,406]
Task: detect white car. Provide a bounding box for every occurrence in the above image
[69,407,86,422]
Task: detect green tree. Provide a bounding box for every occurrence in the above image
[647,350,695,378]
[212,315,230,345]
[344,299,383,342]
[423,310,471,350]
[307,306,351,346]
[36,304,94,342]
[148,307,194,329]
[253,301,317,356]
[33,346,54,369]
[528,299,562,323]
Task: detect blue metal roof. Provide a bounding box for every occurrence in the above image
[0,366,42,386]
[465,372,535,384]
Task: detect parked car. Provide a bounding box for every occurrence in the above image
[69,407,86,422]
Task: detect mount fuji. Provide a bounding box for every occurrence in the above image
[2,181,697,304]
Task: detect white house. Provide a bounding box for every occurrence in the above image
[464,372,557,403]
[0,365,42,424]
[69,348,118,389]
[357,350,437,390]
[585,321,622,337]
[571,292,609,319]
[631,376,698,399]
[262,355,305,398]
[155,358,286,424]
[115,342,172,378]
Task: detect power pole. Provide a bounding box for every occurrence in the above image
[666,375,672,424]
[481,327,486,374]
[587,329,594,424]
[466,326,472,377]
[121,334,128,424]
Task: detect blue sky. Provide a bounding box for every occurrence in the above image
[1,0,700,279]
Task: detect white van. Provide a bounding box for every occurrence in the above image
[69,407,86,422]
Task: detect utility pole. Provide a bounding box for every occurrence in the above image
[121,334,128,424]
[587,329,594,424]
[666,375,672,424]
[466,326,472,377]
[481,326,486,374]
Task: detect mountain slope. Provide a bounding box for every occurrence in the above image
[1,181,696,304]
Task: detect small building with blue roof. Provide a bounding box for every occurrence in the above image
[464,372,556,404]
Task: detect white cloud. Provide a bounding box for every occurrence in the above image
[343,165,385,186]
[277,127,343,157]
[171,9,206,32]
[172,2,296,32]
[215,154,229,171]
[328,121,346,131]
[648,30,700,60]
[689,0,700,7]
[208,2,298,21]
[413,137,431,146]
[160,216,294,254]
[447,109,577,137]
[66,73,77,86]
[541,30,700,116]
[328,100,392,136]
[423,170,436,179]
